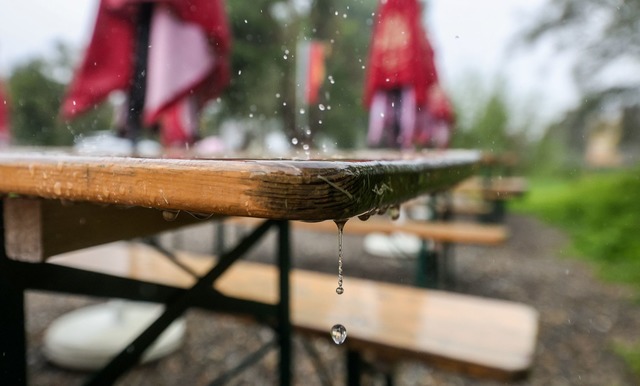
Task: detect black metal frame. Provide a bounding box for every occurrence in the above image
[0,200,293,385]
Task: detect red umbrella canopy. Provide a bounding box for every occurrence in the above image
[0,81,10,145]
[61,0,231,144]
[364,0,438,108]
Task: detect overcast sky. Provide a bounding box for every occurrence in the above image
[0,0,578,132]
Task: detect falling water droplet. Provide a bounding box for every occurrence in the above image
[331,324,347,345]
[334,219,347,294]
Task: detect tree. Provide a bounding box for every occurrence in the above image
[7,43,113,146]
[521,1,640,164]
[218,0,376,149]
[523,1,640,110]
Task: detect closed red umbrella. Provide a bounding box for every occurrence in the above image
[0,81,10,146]
[62,0,231,147]
[364,0,443,149]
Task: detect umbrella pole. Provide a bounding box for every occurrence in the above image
[125,3,153,150]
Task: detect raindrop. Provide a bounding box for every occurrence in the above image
[328,75,335,84]
[162,210,180,221]
[299,108,306,115]
[302,144,310,151]
[331,324,347,345]
[334,219,347,295]
[244,19,248,23]
[276,93,281,98]
[238,70,242,75]
[358,213,370,221]
[291,137,299,145]
[283,55,288,60]
[389,204,401,220]
[318,104,326,111]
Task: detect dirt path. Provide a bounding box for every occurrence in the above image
[25,214,640,385]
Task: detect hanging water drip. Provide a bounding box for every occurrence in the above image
[331,324,347,345]
[162,210,180,221]
[334,219,347,295]
[389,204,401,220]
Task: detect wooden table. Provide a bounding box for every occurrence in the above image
[0,149,479,385]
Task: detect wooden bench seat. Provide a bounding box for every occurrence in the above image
[50,242,539,381]
[225,217,508,246]
[454,176,528,201]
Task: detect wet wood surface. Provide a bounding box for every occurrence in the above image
[0,150,480,221]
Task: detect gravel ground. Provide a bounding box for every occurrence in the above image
[25,214,640,385]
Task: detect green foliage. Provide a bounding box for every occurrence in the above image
[220,0,375,148]
[7,44,113,146]
[514,168,640,288]
[450,78,529,160]
[614,343,640,381]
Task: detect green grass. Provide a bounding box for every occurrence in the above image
[513,169,640,290]
[512,168,640,378]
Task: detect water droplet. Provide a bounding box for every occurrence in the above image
[299,108,306,115]
[334,219,347,295]
[162,210,180,221]
[389,204,401,220]
[53,182,62,196]
[291,137,299,145]
[318,104,325,111]
[331,324,347,344]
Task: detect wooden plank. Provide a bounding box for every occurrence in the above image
[455,176,528,200]
[3,197,205,262]
[226,217,508,246]
[0,151,479,221]
[50,242,538,381]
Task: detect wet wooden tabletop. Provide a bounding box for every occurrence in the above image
[0,149,480,222]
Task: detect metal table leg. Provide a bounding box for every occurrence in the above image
[0,202,27,385]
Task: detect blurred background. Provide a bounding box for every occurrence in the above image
[2,0,640,383]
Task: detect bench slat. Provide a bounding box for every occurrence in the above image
[51,242,537,381]
[455,177,528,200]
[227,217,508,246]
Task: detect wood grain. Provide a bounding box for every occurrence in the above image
[3,198,205,262]
[0,151,479,221]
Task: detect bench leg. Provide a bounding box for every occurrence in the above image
[416,240,439,289]
[276,220,292,386]
[347,349,363,386]
[0,265,27,385]
[0,202,27,385]
[480,199,506,223]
